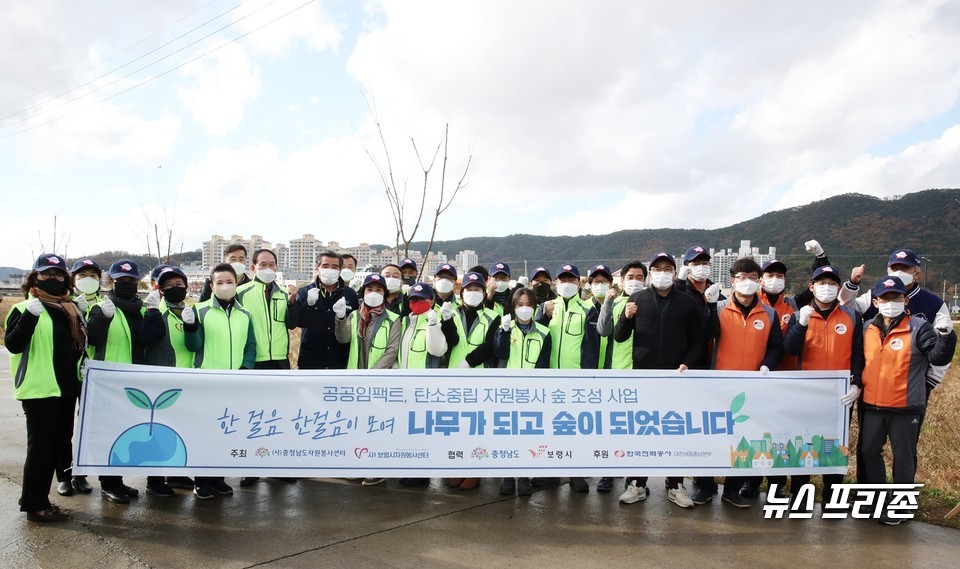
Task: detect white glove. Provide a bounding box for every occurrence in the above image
[934,313,953,335]
[26,297,43,316]
[426,310,438,327]
[841,384,861,407]
[759,365,770,375]
[74,295,88,313]
[704,283,720,303]
[100,296,116,318]
[804,240,824,257]
[333,297,348,319]
[180,306,196,325]
[145,290,161,310]
[457,360,470,369]
[677,265,690,281]
[401,284,411,295]
[798,305,814,326]
[500,314,512,331]
[440,301,454,321]
[306,287,320,307]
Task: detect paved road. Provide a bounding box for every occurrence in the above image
[0,348,957,568]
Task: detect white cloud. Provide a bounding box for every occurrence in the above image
[176,42,260,136]
[234,0,343,56]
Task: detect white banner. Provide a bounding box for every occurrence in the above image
[73,361,851,478]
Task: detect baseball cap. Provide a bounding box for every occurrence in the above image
[887,249,920,268]
[761,260,788,274]
[408,282,434,299]
[150,264,171,282]
[400,258,418,271]
[108,259,141,280]
[556,264,580,279]
[490,262,510,277]
[810,265,842,283]
[70,258,101,276]
[587,264,612,279]
[157,266,187,287]
[872,276,907,297]
[648,252,677,268]
[682,246,710,264]
[530,266,551,280]
[33,254,68,273]
[434,263,458,279]
[360,274,387,291]
[461,271,485,288]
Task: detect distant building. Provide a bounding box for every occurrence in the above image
[455,250,479,272]
[707,240,777,284]
[201,234,272,269]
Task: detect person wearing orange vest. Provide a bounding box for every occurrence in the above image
[703,257,782,508]
[859,276,955,524]
[783,265,864,512]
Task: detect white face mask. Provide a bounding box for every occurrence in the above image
[384,277,402,293]
[340,269,356,282]
[623,280,646,295]
[435,279,455,294]
[878,301,905,318]
[230,262,247,278]
[319,268,340,286]
[214,283,236,301]
[690,265,711,282]
[257,268,277,284]
[75,276,100,295]
[734,279,760,296]
[556,282,579,299]
[888,270,914,287]
[762,276,785,295]
[514,306,535,322]
[463,290,484,307]
[591,283,610,298]
[364,291,384,308]
[813,283,839,304]
[495,281,510,293]
[650,272,674,291]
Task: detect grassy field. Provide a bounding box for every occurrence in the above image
[1,296,957,525]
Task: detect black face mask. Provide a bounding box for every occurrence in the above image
[113,281,139,300]
[36,278,67,297]
[533,282,552,299]
[162,286,187,304]
[402,276,416,286]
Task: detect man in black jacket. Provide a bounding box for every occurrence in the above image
[612,252,706,509]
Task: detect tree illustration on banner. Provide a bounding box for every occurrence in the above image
[109,388,188,467]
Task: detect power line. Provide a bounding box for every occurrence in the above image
[0,0,225,115]
[0,0,290,136]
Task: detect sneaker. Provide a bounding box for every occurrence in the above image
[517,478,533,496]
[739,484,759,499]
[146,483,176,497]
[569,477,590,493]
[499,478,516,496]
[361,478,386,486]
[619,481,649,504]
[721,493,751,508]
[596,477,614,493]
[193,485,214,500]
[690,488,715,505]
[879,515,903,526]
[166,476,195,490]
[211,480,234,495]
[668,486,694,508]
[239,477,260,487]
[766,486,787,502]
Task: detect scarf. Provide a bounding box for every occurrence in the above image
[358,304,383,340]
[32,287,87,351]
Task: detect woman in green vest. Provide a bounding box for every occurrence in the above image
[492,287,551,497]
[5,254,86,522]
[87,259,147,505]
[335,274,400,370]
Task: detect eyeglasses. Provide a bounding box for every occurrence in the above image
[733,274,759,282]
[38,272,66,281]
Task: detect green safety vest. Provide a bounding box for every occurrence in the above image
[548,295,592,369]
[400,312,439,369]
[6,298,81,399]
[236,280,290,363]
[505,322,550,369]
[191,299,253,370]
[75,293,101,359]
[606,296,634,370]
[94,299,144,363]
[448,307,496,368]
[346,309,399,369]
[144,299,194,368]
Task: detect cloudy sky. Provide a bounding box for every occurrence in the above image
[2,0,959,268]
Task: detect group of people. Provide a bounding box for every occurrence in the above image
[4,239,955,525]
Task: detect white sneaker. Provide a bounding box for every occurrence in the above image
[668,486,694,508]
[619,481,648,504]
[361,478,386,486]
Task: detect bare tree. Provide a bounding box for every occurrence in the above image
[133,198,183,267]
[359,91,473,280]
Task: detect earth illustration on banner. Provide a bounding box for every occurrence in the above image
[109,387,188,466]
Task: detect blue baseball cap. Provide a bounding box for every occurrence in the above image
[408,282,434,299]
[648,252,676,268]
[682,246,710,264]
[811,265,842,283]
[530,266,551,280]
[461,271,485,288]
[888,249,920,268]
[434,263,457,279]
[400,258,418,271]
[490,262,510,277]
[150,264,170,282]
[33,253,68,273]
[872,276,907,297]
[108,259,141,280]
[70,258,101,276]
[587,264,612,279]
[156,266,187,287]
[556,264,580,279]
[761,259,788,274]
[360,274,387,292]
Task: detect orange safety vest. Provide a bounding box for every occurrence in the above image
[714,299,778,371]
[862,316,928,410]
